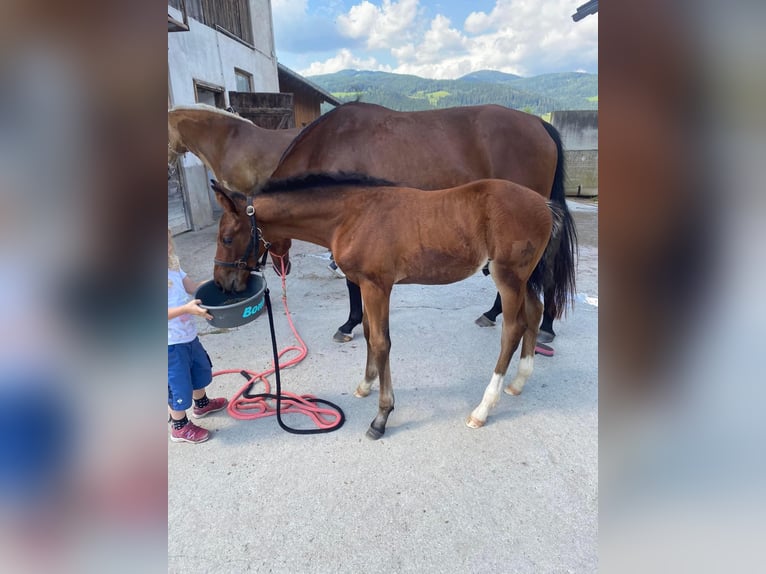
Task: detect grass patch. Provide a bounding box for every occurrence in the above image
[408,90,451,106]
[332,91,364,98]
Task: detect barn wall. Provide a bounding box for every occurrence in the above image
[293,93,320,128]
[168,1,279,231]
[278,75,321,128]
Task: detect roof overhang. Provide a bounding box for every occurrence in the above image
[277,63,342,107]
[572,0,598,22]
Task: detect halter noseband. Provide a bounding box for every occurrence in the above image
[214,198,271,273]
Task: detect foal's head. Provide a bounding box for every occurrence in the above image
[212,182,291,293]
[212,185,260,292]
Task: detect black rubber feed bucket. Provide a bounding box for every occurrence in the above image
[194,274,267,328]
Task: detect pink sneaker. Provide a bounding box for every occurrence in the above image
[192,397,228,419]
[170,421,210,443]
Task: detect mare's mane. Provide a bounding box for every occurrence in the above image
[260,172,397,195]
[168,104,254,125]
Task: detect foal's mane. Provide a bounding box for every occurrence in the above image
[168,103,254,125]
[261,172,397,194]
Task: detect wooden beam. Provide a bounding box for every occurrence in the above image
[168,15,189,32]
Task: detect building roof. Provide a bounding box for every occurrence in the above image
[277,63,342,107]
[572,0,598,22]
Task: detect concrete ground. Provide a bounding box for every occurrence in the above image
[169,200,598,574]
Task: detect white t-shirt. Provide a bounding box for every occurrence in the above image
[168,267,197,345]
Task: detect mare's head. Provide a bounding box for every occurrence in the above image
[211,181,291,293]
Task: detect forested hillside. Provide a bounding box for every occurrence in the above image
[309,69,597,114]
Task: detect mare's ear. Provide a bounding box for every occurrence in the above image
[211,179,238,214]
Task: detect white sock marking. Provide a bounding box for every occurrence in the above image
[508,356,534,394]
[469,372,504,424]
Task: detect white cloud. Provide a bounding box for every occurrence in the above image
[423,15,465,55]
[338,2,378,39]
[388,14,472,78]
[300,48,391,76]
[338,0,420,49]
[285,0,598,79]
[390,0,598,78]
[464,11,491,35]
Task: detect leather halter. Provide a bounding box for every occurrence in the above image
[214,198,270,273]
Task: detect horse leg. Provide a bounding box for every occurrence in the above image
[334,279,363,342]
[355,281,394,440]
[475,292,502,327]
[467,281,525,429]
[353,312,377,398]
[505,288,543,396]
[539,222,564,344]
[539,287,556,343]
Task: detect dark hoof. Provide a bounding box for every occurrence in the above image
[475,314,496,327]
[537,329,555,344]
[333,329,354,343]
[366,426,384,440]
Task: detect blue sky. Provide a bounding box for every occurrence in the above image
[271,0,598,79]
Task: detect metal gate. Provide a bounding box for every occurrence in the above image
[168,81,191,234]
[168,162,191,234]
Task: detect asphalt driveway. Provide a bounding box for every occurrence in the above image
[168,199,598,573]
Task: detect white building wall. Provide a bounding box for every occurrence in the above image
[168,1,279,230]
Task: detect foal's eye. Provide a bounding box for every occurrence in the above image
[222,237,233,246]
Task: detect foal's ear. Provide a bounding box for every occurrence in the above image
[211,179,238,214]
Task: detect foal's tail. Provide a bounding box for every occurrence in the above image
[529,201,578,319]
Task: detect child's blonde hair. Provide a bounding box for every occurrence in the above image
[168,228,180,288]
[168,228,180,271]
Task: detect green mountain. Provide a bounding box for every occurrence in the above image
[310,69,597,115]
[458,70,523,83]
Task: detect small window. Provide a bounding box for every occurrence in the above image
[194,79,225,108]
[235,69,253,92]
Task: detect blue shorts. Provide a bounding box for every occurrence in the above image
[168,337,213,411]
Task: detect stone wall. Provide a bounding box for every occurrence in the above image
[550,110,598,197]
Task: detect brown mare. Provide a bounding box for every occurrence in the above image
[168,104,301,192]
[211,174,576,438]
[168,104,300,275]
[233,101,576,344]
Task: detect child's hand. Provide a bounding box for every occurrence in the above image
[185,299,213,320]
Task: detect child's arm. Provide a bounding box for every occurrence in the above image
[168,299,213,321]
[182,275,205,295]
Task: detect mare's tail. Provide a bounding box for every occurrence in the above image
[528,200,578,320]
[531,120,578,319]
